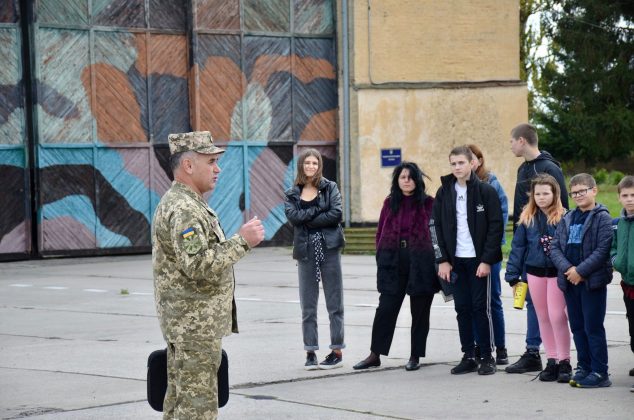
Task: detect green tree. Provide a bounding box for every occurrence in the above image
[532,0,634,165]
[520,0,548,116]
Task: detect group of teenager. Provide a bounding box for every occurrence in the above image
[283,123,634,391]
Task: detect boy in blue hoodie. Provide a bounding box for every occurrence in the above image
[610,175,634,392]
[550,173,613,388]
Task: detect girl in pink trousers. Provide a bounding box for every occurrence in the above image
[505,174,572,382]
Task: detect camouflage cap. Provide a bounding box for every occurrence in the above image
[167,131,225,155]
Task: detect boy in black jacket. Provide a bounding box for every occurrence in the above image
[506,123,569,374]
[430,146,504,375]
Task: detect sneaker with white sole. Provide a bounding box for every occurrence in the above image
[319,351,342,369]
[304,352,318,371]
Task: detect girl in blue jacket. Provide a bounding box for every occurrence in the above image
[505,174,571,382]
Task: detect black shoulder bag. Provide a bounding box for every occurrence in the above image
[147,348,229,411]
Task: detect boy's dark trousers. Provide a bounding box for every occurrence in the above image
[564,284,608,374]
[452,257,494,358]
[625,294,634,353]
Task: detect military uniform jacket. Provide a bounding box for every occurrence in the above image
[152,181,250,344]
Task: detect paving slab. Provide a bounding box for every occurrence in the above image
[1,248,632,419]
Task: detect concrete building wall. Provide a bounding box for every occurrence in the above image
[345,0,528,223]
[355,87,527,221]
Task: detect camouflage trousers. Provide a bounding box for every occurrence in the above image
[164,339,222,420]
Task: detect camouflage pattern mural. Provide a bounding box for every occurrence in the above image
[0,0,30,257]
[0,0,337,259]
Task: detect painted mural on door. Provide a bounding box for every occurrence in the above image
[0,0,337,258]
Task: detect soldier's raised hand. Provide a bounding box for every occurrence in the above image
[239,216,265,248]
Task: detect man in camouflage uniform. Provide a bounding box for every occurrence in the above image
[152,131,264,419]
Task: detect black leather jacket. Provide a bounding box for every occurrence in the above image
[284,178,345,260]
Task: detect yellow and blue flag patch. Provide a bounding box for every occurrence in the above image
[181,227,202,255]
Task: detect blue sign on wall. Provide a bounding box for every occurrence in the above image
[381,148,401,167]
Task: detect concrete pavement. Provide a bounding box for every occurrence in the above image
[1,247,633,419]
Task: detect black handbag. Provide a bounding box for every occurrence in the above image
[147,347,229,412]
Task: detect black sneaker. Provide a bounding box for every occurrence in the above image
[630,367,634,377]
[478,356,496,375]
[319,351,342,370]
[505,350,543,373]
[451,355,478,375]
[557,359,572,383]
[539,358,558,382]
[304,352,318,371]
[496,347,509,365]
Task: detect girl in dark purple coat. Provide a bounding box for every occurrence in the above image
[353,162,439,371]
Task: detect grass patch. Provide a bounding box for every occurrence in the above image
[502,224,513,264]
[595,184,621,218]
[120,288,129,295]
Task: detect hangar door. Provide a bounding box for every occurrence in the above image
[0,0,338,259]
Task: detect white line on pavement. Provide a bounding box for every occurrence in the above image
[83,289,108,293]
[9,284,33,287]
[43,286,68,290]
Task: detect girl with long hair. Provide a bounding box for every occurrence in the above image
[505,174,571,382]
[353,162,438,371]
[284,149,346,370]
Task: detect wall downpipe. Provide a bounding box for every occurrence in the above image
[342,0,351,228]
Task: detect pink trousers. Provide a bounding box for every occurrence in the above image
[527,274,571,361]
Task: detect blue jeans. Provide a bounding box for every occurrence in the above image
[473,261,506,348]
[298,243,345,351]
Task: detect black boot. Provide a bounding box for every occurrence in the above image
[505,350,543,373]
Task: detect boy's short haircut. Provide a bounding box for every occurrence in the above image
[449,145,474,161]
[570,173,597,189]
[511,123,538,146]
[617,175,634,193]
